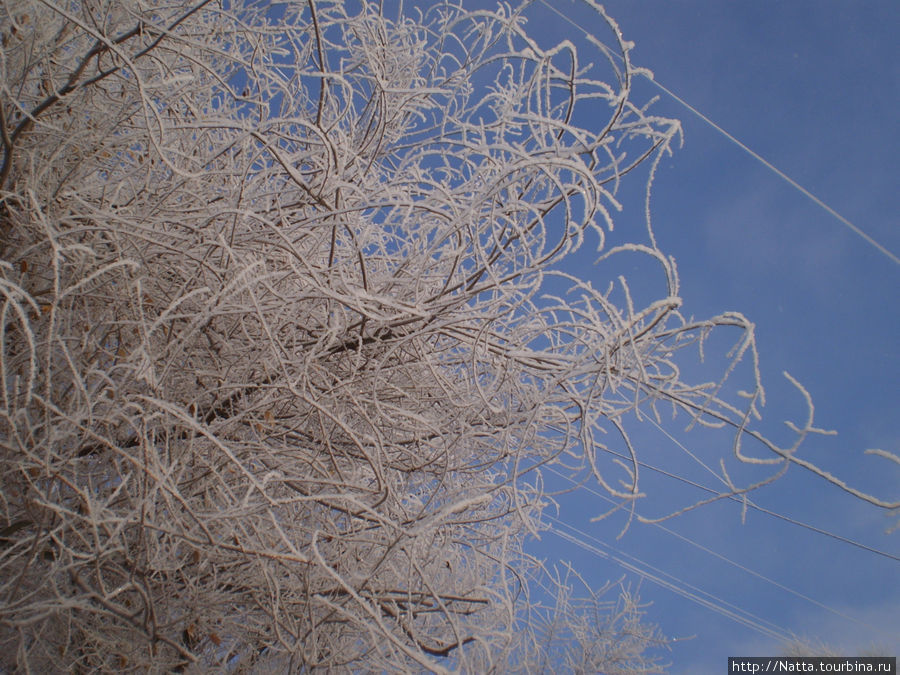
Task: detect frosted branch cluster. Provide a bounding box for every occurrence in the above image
[0,1,894,671]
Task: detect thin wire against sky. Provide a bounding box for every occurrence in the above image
[537,0,900,266]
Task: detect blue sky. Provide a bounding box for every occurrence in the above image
[514,1,899,671]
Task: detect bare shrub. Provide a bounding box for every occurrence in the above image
[1,1,895,671]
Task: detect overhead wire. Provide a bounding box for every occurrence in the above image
[537,433,899,563]
[542,465,893,639]
[641,417,900,563]
[534,0,899,266]
[543,513,793,643]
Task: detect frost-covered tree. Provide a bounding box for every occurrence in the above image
[1,0,896,672]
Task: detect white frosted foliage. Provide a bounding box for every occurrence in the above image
[0,1,894,672]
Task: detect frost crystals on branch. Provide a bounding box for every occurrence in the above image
[0,0,895,672]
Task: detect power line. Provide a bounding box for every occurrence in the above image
[641,417,900,564]
[535,419,898,563]
[645,79,899,266]
[543,514,793,642]
[544,465,892,638]
[536,0,899,266]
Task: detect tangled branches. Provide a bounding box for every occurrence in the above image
[0,1,895,671]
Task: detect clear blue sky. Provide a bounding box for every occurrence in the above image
[513,0,899,671]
